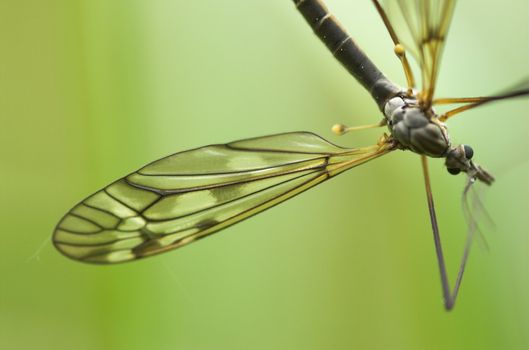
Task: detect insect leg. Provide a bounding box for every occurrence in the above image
[421,155,473,310]
[435,82,529,121]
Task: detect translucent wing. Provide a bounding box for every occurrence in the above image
[53,132,393,264]
[380,0,456,105]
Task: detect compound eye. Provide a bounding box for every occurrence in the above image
[447,167,461,175]
[463,145,474,160]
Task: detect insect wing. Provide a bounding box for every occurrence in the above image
[380,0,456,103]
[53,132,388,264]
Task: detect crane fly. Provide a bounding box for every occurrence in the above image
[53,0,529,310]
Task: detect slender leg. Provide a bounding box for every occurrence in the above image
[421,155,473,310]
[435,87,529,121]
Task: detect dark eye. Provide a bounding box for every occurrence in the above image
[447,167,461,175]
[463,145,474,160]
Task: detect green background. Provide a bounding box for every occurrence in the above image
[1,1,528,349]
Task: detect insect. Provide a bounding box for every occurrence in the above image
[53,0,528,310]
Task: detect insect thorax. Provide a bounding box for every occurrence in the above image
[384,96,450,157]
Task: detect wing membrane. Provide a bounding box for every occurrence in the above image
[53,132,392,264]
[380,0,456,104]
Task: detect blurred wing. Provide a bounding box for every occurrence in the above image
[53,132,392,264]
[381,0,456,104]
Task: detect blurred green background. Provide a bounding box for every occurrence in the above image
[1,1,528,349]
